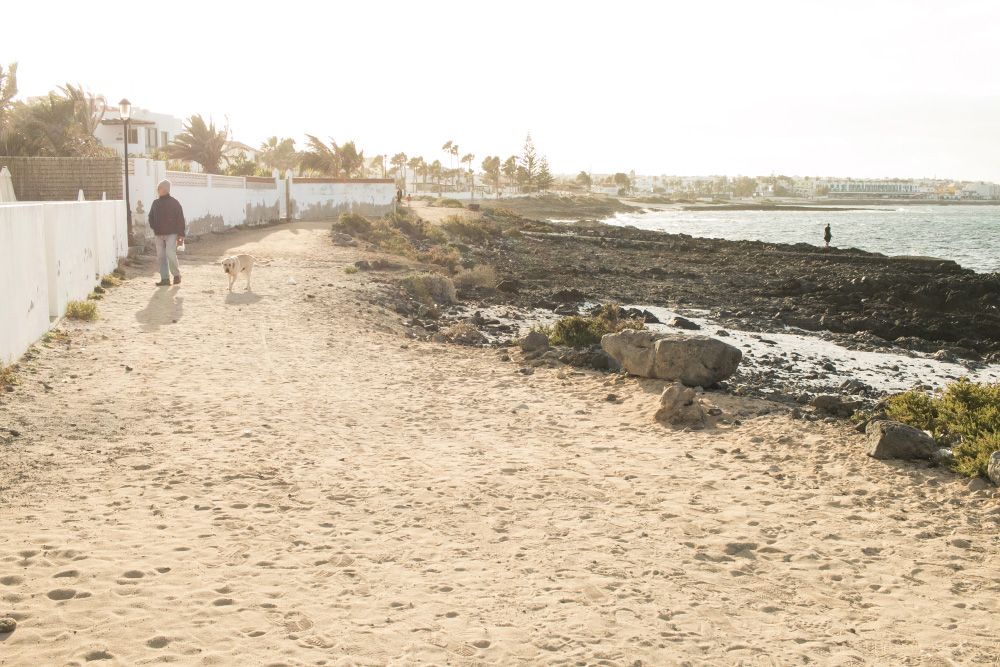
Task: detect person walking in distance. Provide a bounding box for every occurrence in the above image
[823,223,832,248]
[149,179,186,286]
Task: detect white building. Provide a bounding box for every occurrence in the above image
[225,141,261,163]
[826,180,918,198]
[94,107,185,157]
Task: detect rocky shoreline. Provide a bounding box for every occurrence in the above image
[370,210,1000,411]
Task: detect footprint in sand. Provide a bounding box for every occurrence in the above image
[47,588,77,600]
[265,610,314,633]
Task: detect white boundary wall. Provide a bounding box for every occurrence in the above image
[0,200,126,363]
[288,178,395,220]
[128,159,284,237]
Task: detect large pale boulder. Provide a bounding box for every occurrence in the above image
[865,420,938,460]
[601,330,742,386]
[988,451,1000,486]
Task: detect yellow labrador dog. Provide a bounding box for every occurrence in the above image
[222,254,271,291]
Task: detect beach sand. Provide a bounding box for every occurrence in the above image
[1,220,998,666]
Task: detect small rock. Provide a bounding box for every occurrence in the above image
[950,538,971,549]
[669,316,701,330]
[790,408,804,420]
[0,617,15,633]
[520,330,549,352]
[605,394,618,402]
[967,477,990,493]
[865,421,938,460]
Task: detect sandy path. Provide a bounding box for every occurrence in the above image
[1,220,998,666]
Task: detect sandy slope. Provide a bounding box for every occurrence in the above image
[1,220,998,667]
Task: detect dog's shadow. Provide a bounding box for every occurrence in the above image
[224,290,264,305]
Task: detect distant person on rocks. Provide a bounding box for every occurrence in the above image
[149,179,186,286]
[406,194,412,207]
[396,187,403,204]
[824,223,832,248]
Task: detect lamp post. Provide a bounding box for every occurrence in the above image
[119,98,133,246]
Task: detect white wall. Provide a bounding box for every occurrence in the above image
[289,179,395,220]
[0,205,50,364]
[0,200,126,364]
[129,160,283,236]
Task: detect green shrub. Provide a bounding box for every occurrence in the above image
[92,284,106,294]
[87,293,104,301]
[400,272,456,305]
[65,300,98,320]
[885,379,1000,478]
[440,215,499,244]
[0,362,19,388]
[452,264,497,289]
[343,265,359,274]
[430,197,464,208]
[367,219,417,258]
[332,212,372,236]
[534,304,644,347]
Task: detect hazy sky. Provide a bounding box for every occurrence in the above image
[6,0,1000,181]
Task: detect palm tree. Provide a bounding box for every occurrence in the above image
[336,141,365,178]
[407,156,423,192]
[298,135,339,175]
[461,153,474,190]
[429,159,443,195]
[502,156,517,191]
[165,114,231,174]
[258,136,297,172]
[450,143,459,189]
[390,152,407,185]
[0,62,16,128]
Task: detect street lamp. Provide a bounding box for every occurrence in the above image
[119,98,133,246]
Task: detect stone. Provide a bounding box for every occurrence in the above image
[551,288,587,302]
[496,279,520,293]
[811,395,863,418]
[0,617,15,633]
[331,232,358,247]
[988,451,1000,486]
[601,330,742,387]
[669,316,701,330]
[967,477,990,493]
[865,420,939,460]
[654,382,706,426]
[520,331,549,352]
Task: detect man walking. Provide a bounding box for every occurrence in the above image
[148,179,186,286]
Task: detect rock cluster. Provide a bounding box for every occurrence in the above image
[654,382,717,427]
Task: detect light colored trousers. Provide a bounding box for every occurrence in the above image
[154,234,179,280]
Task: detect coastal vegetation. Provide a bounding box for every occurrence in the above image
[429,197,464,208]
[65,300,98,320]
[0,361,19,389]
[164,115,230,174]
[885,379,1000,479]
[533,305,645,348]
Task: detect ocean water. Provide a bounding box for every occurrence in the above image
[598,205,1000,274]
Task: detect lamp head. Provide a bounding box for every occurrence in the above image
[118,98,131,121]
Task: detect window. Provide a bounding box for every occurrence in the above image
[162,131,168,146]
[128,128,138,144]
[146,127,158,148]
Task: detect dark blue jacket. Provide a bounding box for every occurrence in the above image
[149,194,186,236]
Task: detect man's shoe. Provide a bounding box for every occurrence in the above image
[155,279,171,286]
[173,275,181,285]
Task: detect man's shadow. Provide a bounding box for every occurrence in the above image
[136,287,184,332]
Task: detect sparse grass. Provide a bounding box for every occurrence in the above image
[92,284,106,294]
[885,379,1000,478]
[343,265,359,274]
[399,273,456,305]
[65,300,98,320]
[419,245,462,272]
[430,197,464,208]
[533,304,645,348]
[0,361,19,388]
[452,264,497,289]
[331,212,372,237]
[87,293,104,301]
[100,274,122,288]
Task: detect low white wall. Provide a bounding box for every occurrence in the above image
[0,205,50,364]
[128,160,283,237]
[0,200,126,364]
[289,178,395,220]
